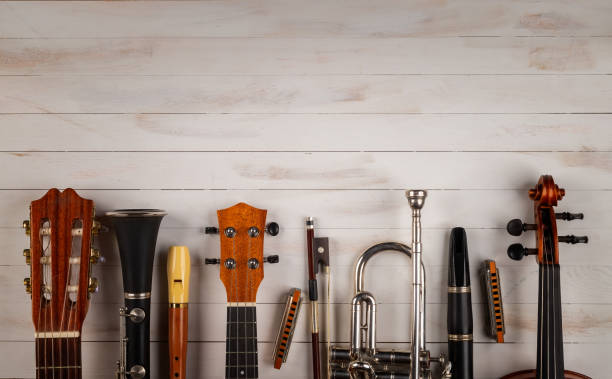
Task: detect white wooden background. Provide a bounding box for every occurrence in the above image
[1,1,611,378]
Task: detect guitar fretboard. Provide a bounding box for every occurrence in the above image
[226,305,258,379]
[35,336,82,379]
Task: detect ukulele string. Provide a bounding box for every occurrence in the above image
[230,225,238,379]
[245,224,253,379]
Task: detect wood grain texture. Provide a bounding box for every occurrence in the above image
[1,152,612,190]
[2,75,612,114]
[2,0,610,377]
[1,115,612,152]
[2,37,611,75]
[1,1,612,38]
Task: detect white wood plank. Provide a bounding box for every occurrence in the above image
[2,75,612,114]
[0,341,604,379]
[3,225,606,267]
[0,152,611,190]
[1,189,605,229]
[1,1,611,38]
[2,37,611,75]
[2,114,612,152]
[4,300,610,345]
[3,262,610,305]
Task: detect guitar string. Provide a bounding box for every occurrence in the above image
[58,217,76,379]
[35,217,45,379]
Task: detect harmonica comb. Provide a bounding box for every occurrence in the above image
[481,260,505,343]
[273,288,302,369]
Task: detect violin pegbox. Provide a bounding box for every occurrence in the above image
[506,175,588,263]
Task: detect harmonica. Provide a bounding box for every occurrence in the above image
[481,259,505,343]
[273,288,303,369]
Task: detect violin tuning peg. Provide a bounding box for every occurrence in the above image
[507,243,538,261]
[205,226,219,235]
[264,255,279,264]
[265,222,279,236]
[556,212,584,221]
[205,258,221,265]
[506,219,536,236]
[558,235,589,244]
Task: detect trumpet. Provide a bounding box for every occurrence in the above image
[330,190,451,379]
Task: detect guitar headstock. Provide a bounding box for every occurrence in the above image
[23,188,101,334]
[205,203,279,303]
[506,175,588,265]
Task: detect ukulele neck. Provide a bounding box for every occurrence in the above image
[35,336,82,378]
[226,304,258,379]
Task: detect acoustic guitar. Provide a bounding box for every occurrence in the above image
[23,188,102,378]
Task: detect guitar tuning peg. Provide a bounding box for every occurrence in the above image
[205,258,221,265]
[92,220,108,235]
[23,249,31,265]
[90,248,105,264]
[22,220,30,236]
[205,226,219,235]
[507,243,538,261]
[264,255,279,264]
[265,222,280,236]
[558,235,589,244]
[88,277,99,293]
[23,277,32,294]
[506,219,536,236]
[556,212,584,221]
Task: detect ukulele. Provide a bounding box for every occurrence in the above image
[503,175,590,379]
[22,188,102,378]
[205,202,279,378]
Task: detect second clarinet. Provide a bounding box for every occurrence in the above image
[447,227,474,379]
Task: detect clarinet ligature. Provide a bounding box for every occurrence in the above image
[107,209,166,379]
[330,190,451,379]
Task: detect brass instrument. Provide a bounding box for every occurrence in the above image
[330,190,451,379]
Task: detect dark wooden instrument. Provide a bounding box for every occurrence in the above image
[503,175,590,379]
[107,209,166,379]
[447,227,473,379]
[23,188,101,378]
[167,246,191,379]
[205,202,279,378]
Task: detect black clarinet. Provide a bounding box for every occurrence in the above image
[107,209,166,379]
[447,227,474,379]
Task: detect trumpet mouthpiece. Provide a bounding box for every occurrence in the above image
[406,190,427,209]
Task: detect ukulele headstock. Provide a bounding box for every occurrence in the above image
[506,175,588,265]
[24,188,102,333]
[205,202,279,303]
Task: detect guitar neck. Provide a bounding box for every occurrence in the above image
[536,264,564,379]
[226,305,258,379]
[35,336,82,378]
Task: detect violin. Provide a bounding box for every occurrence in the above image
[502,175,590,379]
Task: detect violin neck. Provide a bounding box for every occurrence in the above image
[536,264,564,379]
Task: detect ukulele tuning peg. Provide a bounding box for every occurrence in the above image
[506,219,536,236]
[264,255,279,264]
[22,220,30,236]
[205,226,219,235]
[205,258,221,265]
[507,243,538,261]
[558,235,589,244]
[265,222,280,236]
[556,212,584,221]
